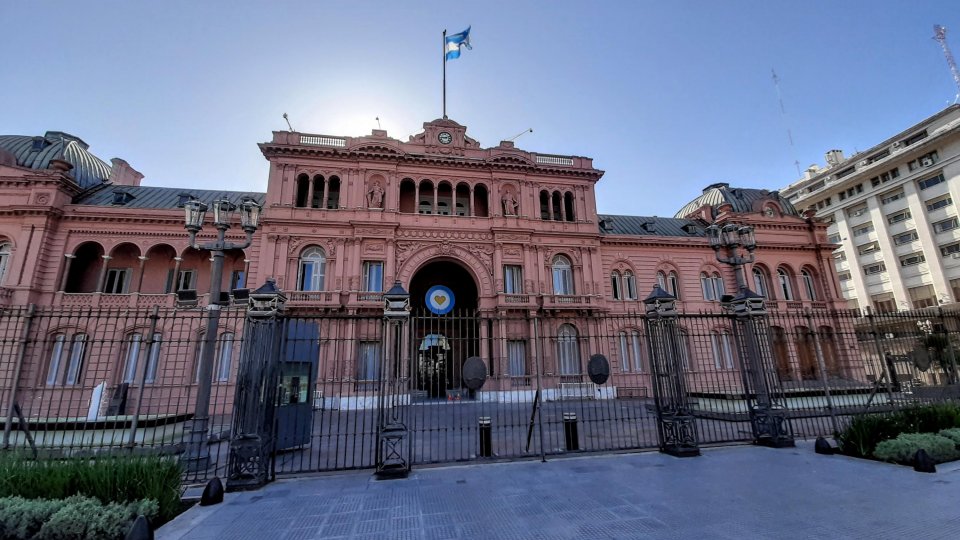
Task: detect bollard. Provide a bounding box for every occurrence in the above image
[563,412,579,451]
[478,416,492,457]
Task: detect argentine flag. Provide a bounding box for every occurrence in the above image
[445,26,472,60]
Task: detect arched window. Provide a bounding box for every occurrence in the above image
[556,324,581,375]
[295,174,309,207]
[0,242,11,285]
[624,271,637,300]
[801,269,817,301]
[778,268,794,301]
[539,190,551,220]
[552,255,574,295]
[611,271,622,300]
[551,191,563,221]
[46,333,87,386]
[710,330,735,370]
[656,271,667,290]
[701,272,725,301]
[298,247,326,291]
[325,176,341,209]
[753,267,769,298]
[121,332,162,384]
[311,175,325,208]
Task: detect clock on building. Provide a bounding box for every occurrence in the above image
[437,131,453,145]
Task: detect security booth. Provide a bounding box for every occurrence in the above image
[275,319,319,451]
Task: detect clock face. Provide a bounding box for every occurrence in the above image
[438,131,453,145]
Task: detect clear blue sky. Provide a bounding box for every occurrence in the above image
[2,1,959,216]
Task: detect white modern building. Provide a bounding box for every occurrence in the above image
[781,105,960,312]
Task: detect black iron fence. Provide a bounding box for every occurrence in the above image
[2,303,960,483]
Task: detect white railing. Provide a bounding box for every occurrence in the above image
[535,155,574,166]
[559,382,596,399]
[300,135,346,147]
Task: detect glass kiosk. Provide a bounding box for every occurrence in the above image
[275,320,319,451]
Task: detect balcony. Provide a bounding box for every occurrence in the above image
[287,290,339,306]
[542,294,594,310]
[57,292,179,308]
[498,293,535,308]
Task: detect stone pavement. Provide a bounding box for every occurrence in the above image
[159,443,960,539]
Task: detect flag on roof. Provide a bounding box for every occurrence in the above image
[445,26,472,60]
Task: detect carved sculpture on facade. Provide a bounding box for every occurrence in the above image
[366,181,385,209]
[500,188,519,216]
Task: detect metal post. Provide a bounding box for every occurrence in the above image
[532,314,547,462]
[376,281,411,478]
[804,310,840,435]
[478,416,492,457]
[562,412,579,451]
[3,305,36,448]
[127,306,161,447]
[938,306,959,385]
[184,227,226,472]
[866,307,897,408]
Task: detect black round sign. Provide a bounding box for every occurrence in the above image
[462,356,487,390]
[587,354,610,385]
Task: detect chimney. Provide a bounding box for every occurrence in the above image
[499,140,515,148]
[824,149,844,167]
[109,158,144,187]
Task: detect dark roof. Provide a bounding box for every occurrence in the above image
[674,183,800,219]
[0,131,112,188]
[598,214,704,237]
[75,185,265,209]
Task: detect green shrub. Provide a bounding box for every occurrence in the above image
[0,454,182,521]
[0,495,157,540]
[938,428,960,446]
[873,432,960,464]
[837,403,960,458]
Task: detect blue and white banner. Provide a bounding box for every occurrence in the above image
[425,285,455,315]
[445,26,472,60]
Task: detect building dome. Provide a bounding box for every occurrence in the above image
[0,131,112,188]
[673,182,800,219]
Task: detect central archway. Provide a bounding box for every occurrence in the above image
[408,259,479,399]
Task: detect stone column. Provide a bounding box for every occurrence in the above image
[59,254,76,292]
[136,256,148,293]
[171,257,183,293]
[469,186,475,217]
[97,255,112,292]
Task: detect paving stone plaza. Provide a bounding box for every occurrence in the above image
[159,442,960,539]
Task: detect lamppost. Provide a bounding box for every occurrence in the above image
[376,281,412,478]
[182,197,263,471]
[706,222,794,447]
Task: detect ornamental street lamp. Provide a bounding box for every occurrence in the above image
[182,197,263,472]
[708,221,794,447]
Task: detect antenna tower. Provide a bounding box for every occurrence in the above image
[771,69,801,177]
[933,25,960,103]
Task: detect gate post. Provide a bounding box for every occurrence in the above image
[376,281,411,478]
[226,279,286,490]
[643,285,700,457]
[728,288,794,448]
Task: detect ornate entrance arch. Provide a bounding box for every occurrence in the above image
[397,243,493,299]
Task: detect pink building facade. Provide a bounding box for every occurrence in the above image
[0,120,848,420]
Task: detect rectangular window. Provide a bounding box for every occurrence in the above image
[145,334,161,384]
[918,174,945,191]
[872,293,896,313]
[611,274,622,300]
[357,341,381,380]
[827,233,842,244]
[177,270,197,291]
[507,340,526,377]
[893,231,919,245]
[216,333,234,382]
[64,334,86,385]
[833,251,847,261]
[880,190,905,204]
[503,265,523,294]
[863,262,886,275]
[926,195,953,212]
[909,151,940,172]
[858,242,880,255]
[103,268,130,294]
[899,253,925,267]
[886,209,911,224]
[835,167,855,179]
[838,271,851,282]
[933,217,959,233]
[852,223,874,237]
[941,242,960,257]
[909,284,936,309]
[362,261,383,292]
[867,150,890,163]
[870,168,900,187]
[629,332,643,372]
[230,270,246,290]
[847,205,869,218]
[711,333,734,370]
[902,130,928,146]
[122,334,143,384]
[951,278,960,304]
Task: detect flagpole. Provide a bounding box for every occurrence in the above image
[442,29,447,119]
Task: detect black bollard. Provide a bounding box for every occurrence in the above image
[563,412,579,451]
[200,477,224,506]
[914,449,936,473]
[814,437,834,455]
[125,515,153,540]
[478,416,492,457]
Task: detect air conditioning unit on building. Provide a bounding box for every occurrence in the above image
[892,141,902,151]
[858,160,869,167]
[922,157,934,167]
